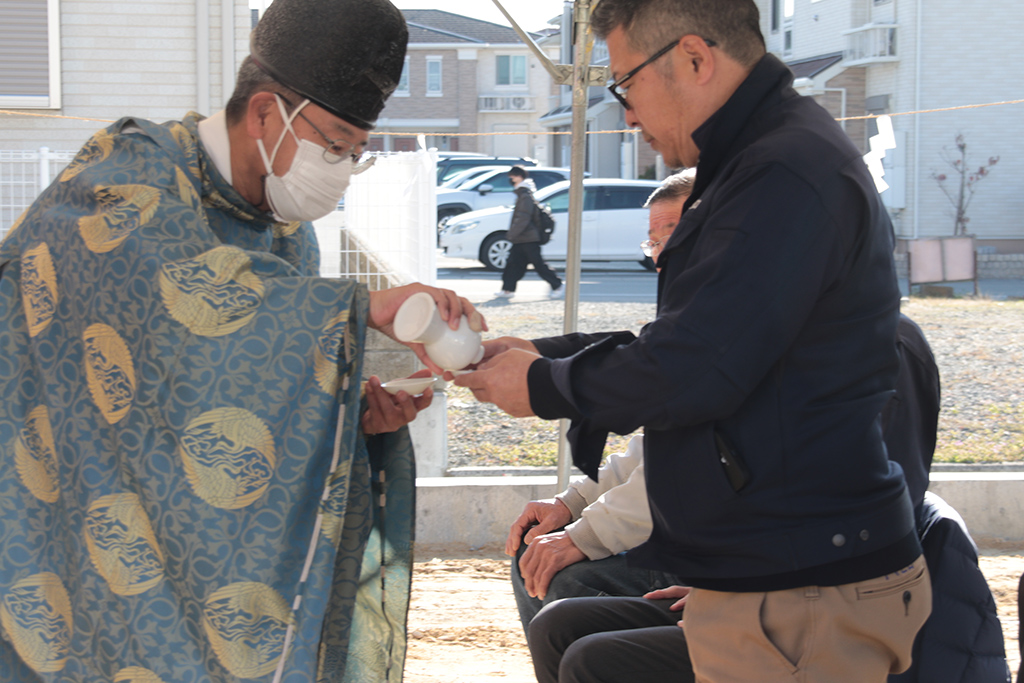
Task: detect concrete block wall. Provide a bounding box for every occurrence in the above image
[415,473,1024,550]
[893,251,1024,280]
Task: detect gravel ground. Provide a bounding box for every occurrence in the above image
[445,297,1024,469]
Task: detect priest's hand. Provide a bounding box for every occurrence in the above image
[361,372,434,435]
[369,284,486,374]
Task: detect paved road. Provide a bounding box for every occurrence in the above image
[436,252,1024,304]
[436,252,659,304]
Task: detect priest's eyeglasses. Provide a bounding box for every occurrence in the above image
[277,93,360,164]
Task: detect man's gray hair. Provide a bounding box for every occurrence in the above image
[591,0,765,68]
[225,56,299,125]
[645,168,696,208]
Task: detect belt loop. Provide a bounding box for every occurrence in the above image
[805,585,820,599]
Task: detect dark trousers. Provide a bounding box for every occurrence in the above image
[511,543,682,641]
[501,241,561,292]
[528,596,695,683]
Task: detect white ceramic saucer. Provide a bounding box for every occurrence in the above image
[381,376,436,396]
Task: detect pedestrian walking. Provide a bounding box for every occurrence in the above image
[497,166,564,299]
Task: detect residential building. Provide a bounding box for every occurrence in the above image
[373,9,559,163]
[0,0,252,152]
[538,4,662,180]
[757,0,1024,252]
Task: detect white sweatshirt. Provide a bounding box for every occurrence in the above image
[555,434,653,560]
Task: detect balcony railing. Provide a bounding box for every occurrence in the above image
[842,23,898,65]
[478,95,535,113]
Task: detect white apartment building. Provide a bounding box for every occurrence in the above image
[758,0,1024,251]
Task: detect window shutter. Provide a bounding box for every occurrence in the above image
[0,0,50,98]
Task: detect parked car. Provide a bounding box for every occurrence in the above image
[436,166,574,226]
[439,165,514,189]
[435,152,537,185]
[438,178,662,271]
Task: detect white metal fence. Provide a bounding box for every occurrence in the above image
[314,149,437,288]
[1,147,438,290]
[0,148,78,242]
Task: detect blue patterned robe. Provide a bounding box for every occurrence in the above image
[0,113,413,681]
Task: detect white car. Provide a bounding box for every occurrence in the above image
[436,166,574,226]
[438,178,662,271]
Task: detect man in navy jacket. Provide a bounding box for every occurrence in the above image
[456,0,931,680]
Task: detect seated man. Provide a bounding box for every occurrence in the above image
[527,316,1011,683]
[508,171,694,637]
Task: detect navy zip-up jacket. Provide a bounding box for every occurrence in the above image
[527,54,920,591]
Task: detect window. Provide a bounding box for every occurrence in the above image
[426,57,442,95]
[395,57,410,96]
[0,0,61,108]
[598,187,653,210]
[496,55,527,86]
[783,0,794,55]
[531,171,569,189]
[545,189,597,213]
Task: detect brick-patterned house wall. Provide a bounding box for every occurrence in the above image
[456,57,479,152]
[382,49,461,120]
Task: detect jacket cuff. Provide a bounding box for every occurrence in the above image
[528,357,579,420]
[532,331,636,360]
[555,487,588,519]
[566,519,613,561]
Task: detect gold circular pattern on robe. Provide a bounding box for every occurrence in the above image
[60,128,115,182]
[84,493,166,596]
[113,666,167,683]
[179,407,276,509]
[0,572,73,673]
[168,122,202,182]
[202,581,291,678]
[83,323,136,425]
[14,405,60,504]
[174,167,201,209]
[319,467,349,547]
[21,242,59,338]
[314,310,350,395]
[78,184,161,254]
[159,246,265,337]
[272,221,302,238]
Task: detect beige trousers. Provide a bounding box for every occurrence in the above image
[682,556,931,682]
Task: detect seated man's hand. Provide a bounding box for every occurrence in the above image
[505,498,573,556]
[518,530,586,600]
[644,584,691,616]
[361,372,434,435]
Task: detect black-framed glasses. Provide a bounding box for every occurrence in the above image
[276,93,359,164]
[640,238,664,258]
[607,37,717,110]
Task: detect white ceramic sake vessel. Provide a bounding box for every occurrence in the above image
[392,292,484,371]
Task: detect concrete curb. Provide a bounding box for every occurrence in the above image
[415,473,1024,549]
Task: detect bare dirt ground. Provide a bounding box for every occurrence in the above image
[405,545,1023,683]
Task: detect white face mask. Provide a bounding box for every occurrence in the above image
[256,95,353,223]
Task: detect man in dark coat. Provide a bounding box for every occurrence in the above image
[458,0,930,679]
